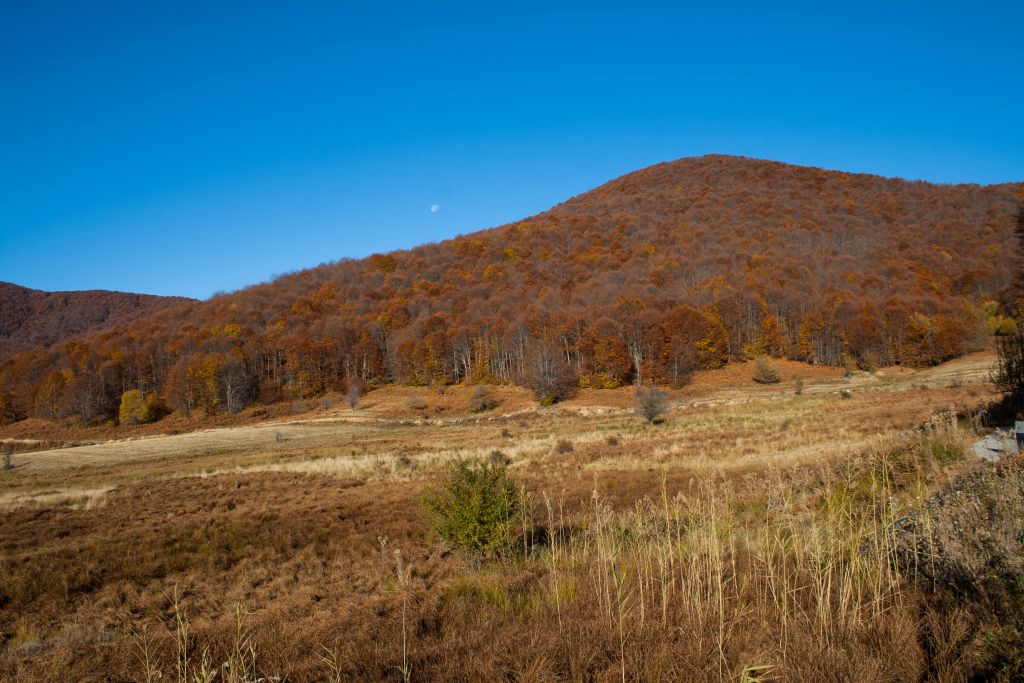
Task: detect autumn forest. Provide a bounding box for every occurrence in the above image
[2,155,1022,426]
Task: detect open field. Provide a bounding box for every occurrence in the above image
[0,352,995,486]
[1,353,1020,681]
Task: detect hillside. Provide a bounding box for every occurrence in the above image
[0,282,193,362]
[1,155,1021,424]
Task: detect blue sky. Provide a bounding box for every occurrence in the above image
[2,2,1022,299]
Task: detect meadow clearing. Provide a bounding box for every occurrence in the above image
[1,352,1020,681]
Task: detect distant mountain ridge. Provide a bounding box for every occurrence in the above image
[0,282,193,361]
[1,154,1021,424]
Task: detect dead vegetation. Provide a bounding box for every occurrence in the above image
[0,356,1019,681]
[635,386,670,424]
[894,453,1024,597]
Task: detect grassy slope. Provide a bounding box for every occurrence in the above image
[1,353,1018,680]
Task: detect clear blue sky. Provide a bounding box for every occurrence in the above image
[2,2,1022,299]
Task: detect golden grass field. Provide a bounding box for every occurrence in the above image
[1,352,1019,681]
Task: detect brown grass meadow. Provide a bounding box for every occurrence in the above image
[2,353,1022,681]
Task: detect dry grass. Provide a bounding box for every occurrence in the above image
[0,485,113,510]
[0,355,1017,681]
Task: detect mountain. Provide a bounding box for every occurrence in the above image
[0,282,193,361]
[1,155,1021,424]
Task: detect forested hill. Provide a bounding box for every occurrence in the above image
[0,282,193,362]
[2,155,1022,424]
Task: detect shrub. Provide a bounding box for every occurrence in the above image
[469,386,501,413]
[500,428,512,439]
[635,386,670,424]
[860,351,880,372]
[422,460,526,559]
[752,356,780,384]
[406,393,427,411]
[893,458,1024,600]
[554,439,574,454]
[794,377,804,395]
[118,389,158,426]
[2,443,13,471]
[347,383,360,410]
[841,353,858,377]
[606,435,619,446]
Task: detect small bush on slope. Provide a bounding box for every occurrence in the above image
[752,356,781,384]
[635,386,670,424]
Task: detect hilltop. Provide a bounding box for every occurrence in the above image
[0,282,193,362]
[1,155,1021,424]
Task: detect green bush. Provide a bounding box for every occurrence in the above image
[422,460,527,559]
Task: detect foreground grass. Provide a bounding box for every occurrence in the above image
[3,404,1021,681]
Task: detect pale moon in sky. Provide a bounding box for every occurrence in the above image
[430,204,440,213]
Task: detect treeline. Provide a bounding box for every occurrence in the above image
[1,155,1021,424]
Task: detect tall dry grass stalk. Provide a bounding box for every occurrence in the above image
[530,412,972,679]
[160,588,275,683]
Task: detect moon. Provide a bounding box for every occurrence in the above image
[430,204,440,213]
